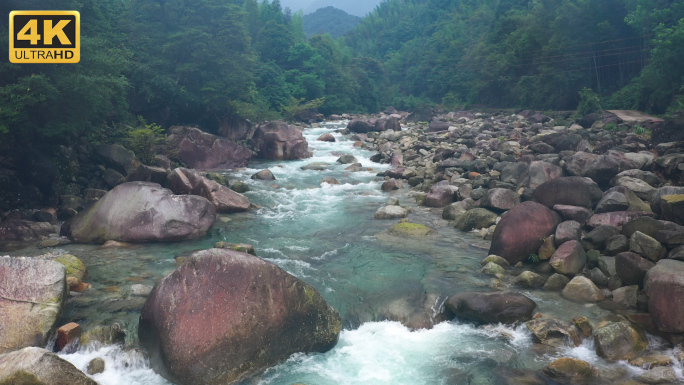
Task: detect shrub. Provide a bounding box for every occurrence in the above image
[575,87,602,118]
[126,117,165,164]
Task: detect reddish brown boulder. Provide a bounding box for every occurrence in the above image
[252,121,311,160]
[426,185,456,207]
[553,204,593,225]
[139,249,341,385]
[167,168,250,213]
[317,133,336,142]
[550,240,586,275]
[616,251,655,286]
[381,179,403,192]
[55,322,81,353]
[347,119,374,133]
[480,188,520,211]
[645,260,684,333]
[167,126,253,169]
[374,116,401,131]
[587,211,656,229]
[489,201,561,265]
[533,177,603,209]
[445,292,537,324]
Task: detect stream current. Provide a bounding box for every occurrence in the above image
[6,121,681,384]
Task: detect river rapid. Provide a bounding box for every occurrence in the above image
[6,121,681,384]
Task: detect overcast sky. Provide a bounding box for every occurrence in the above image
[280,0,383,17]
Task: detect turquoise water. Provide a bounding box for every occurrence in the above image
[5,122,670,384]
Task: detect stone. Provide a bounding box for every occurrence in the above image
[571,316,593,338]
[55,322,81,353]
[336,154,358,164]
[637,367,679,384]
[651,186,684,215]
[562,276,606,302]
[0,219,54,242]
[103,168,125,188]
[428,118,449,132]
[374,116,401,132]
[167,168,251,213]
[481,261,506,276]
[616,252,655,287]
[587,267,610,287]
[252,121,311,160]
[613,169,662,187]
[622,217,673,238]
[94,143,140,175]
[543,273,570,291]
[80,323,126,347]
[86,357,105,375]
[139,249,341,385]
[480,255,510,269]
[604,234,629,256]
[251,169,276,180]
[532,176,603,209]
[125,164,168,185]
[538,235,556,260]
[658,194,684,225]
[611,176,656,201]
[542,358,598,379]
[442,201,470,220]
[582,225,620,250]
[0,347,96,385]
[526,317,581,347]
[230,180,250,193]
[553,204,593,225]
[61,182,216,243]
[549,240,586,275]
[513,271,546,288]
[554,221,582,246]
[347,119,374,133]
[317,133,335,142]
[644,259,684,333]
[321,176,339,185]
[166,126,253,169]
[426,185,455,207]
[587,211,656,229]
[489,201,561,265]
[373,205,408,219]
[479,188,520,211]
[518,161,562,190]
[595,191,630,213]
[629,354,673,369]
[629,231,666,262]
[606,185,652,212]
[612,285,639,308]
[454,208,498,232]
[381,178,403,191]
[0,257,66,354]
[445,292,537,324]
[213,241,256,255]
[388,222,436,238]
[594,322,647,361]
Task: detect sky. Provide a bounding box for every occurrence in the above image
[280,0,383,17]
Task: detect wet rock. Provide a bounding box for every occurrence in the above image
[80,323,126,347]
[555,221,582,245]
[214,241,256,255]
[587,211,656,229]
[139,248,341,385]
[445,292,537,324]
[594,322,647,361]
[387,222,436,238]
[381,178,403,191]
[513,271,546,288]
[374,205,408,219]
[454,208,498,232]
[317,133,335,142]
[129,284,153,297]
[616,252,655,287]
[644,259,684,333]
[571,316,593,338]
[481,255,510,269]
[86,357,105,375]
[0,219,54,241]
[629,353,673,369]
[550,240,586,275]
[94,143,140,175]
[252,121,311,160]
[612,285,639,308]
[0,347,96,385]
[489,201,561,265]
[336,154,358,164]
[251,169,276,180]
[480,188,520,212]
[629,231,666,262]
[604,234,629,256]
[481,261,506,276]
[532,177,603,209]
[301,162,332,171]
[61,182,216,243]
[230,180,250,193]
[553,204,593,226]
[55,322,81,353]
[542,358,598,379]
[637,367,679,384]
[321,176,339,185]
[167,168,250,213]
[543,273,570,291]
[167,126,253,169]
[562,276,605,302]
[526,317,581,347]
[0,257,66,354]
[442,201,470,220]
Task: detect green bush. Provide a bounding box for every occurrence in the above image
[126,117,165,164]
[575,87,602,118]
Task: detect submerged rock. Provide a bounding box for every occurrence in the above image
[139,248,341,385]
[0,256,66,354]
[542,358,599,380]
[387,222,436,238]
[526,317,581,348]
[445,292,537,324]
[61,182,216,243]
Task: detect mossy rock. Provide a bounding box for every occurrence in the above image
[230,181,249,193]
[387,222,436,238]
[662,194,684,204]
[214,242,256,256]
[205,172,229,186]
[54,254,87,281]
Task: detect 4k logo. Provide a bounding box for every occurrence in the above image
[9,11,80,63]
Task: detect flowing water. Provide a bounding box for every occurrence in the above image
[5,122,682,384]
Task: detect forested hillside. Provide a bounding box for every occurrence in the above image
[303,7,361,38]
[343,0,684,113]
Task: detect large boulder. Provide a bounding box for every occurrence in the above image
[651,186,684,215]
[454,208,498,231]
[562,276,605,302]
[167,168,250,213]
[253,121,311,160]
[61,182,216,243]
[0,347,96,385]
[644,259,684,333]
[532,177,603,209]
[479,188,520,212]
[594,322,647,361]
[445,292,536,324]
[426,185,457,207]
[375,116,401,132]
[526,317,581,347]
[0,219,54,242]
[615,251,655,286]
[0,257,66,354]
[489,201,561,265]
[139,248,341,385]
[347,119,374,133]
[94,143,140,176]
[550,240,586,275]
[518,161,562,189]
[167,126,253,169]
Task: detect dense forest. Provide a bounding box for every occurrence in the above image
[0,0,682,145]
[303,7,361,38]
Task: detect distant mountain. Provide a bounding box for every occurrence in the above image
[281,0,383,17]
[302,6,361,38]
